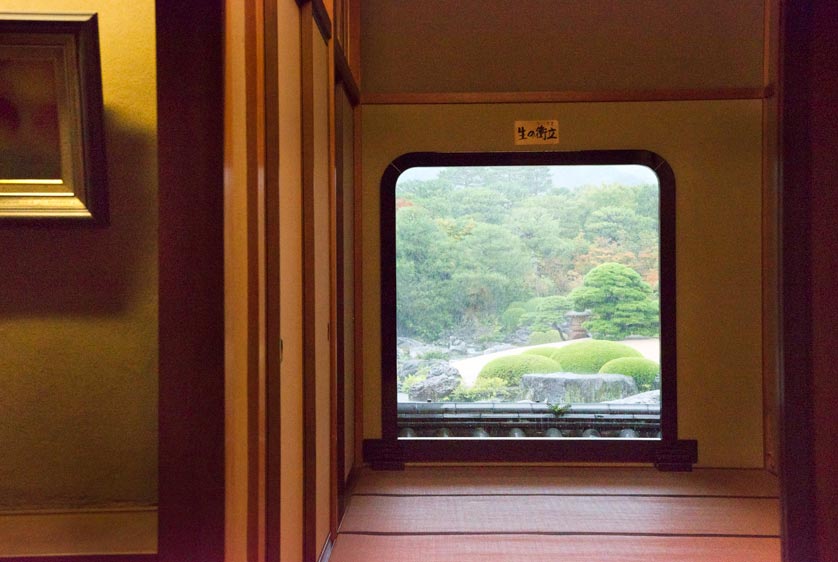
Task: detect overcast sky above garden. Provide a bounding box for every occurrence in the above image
[399,165,659,189]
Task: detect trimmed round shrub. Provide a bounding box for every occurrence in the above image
[528,329,563,345]
[549,340,642,374]
[477,354,561,386]
[522,346,564,362]
[599,357,660,391]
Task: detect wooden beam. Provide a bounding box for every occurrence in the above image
[361,88,772,106]
[157,0,225,560]
[300,3,318,561]
[334,44,360,107]
[263,0,282,558]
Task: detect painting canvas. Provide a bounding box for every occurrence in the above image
[0,13,106,221]
[0,57,63,180]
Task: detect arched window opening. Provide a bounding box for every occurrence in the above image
[373,151,695,469]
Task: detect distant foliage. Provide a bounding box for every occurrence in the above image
[570,262,659,340]
[599,357,660,391]
[501,306,526,332]
[548,340,642,374]
[477,354,561,386]
[395,166,660,344]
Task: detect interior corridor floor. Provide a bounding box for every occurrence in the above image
[330,466,780,562]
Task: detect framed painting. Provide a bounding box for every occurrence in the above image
[0,13,106,222]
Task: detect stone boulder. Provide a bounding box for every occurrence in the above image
[397,359,424,383]
[606,389,661,404]
[397,337,448,359]
[408,363,462,401]
[397,359,450,383]
[520,373,637,403]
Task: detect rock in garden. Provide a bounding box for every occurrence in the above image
[397,359,425,383]
[520,373,637,403]
[606,389,661,404]
[408,365,462,401]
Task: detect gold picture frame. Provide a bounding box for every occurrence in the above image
[0,13,107,222]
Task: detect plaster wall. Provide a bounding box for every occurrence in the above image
[361,0,764,94]
[361,100,764,468]
[0,0,158,509]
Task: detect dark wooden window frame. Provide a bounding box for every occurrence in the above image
[364,149,696,470]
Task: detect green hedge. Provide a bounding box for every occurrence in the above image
[522,346,564,362]
[548,340,642,374]
[599,357,660,391]
[477,354,561,386]
[528,329,563,345]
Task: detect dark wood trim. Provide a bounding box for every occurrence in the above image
[156,1,225,561]
[805,2,838,553]
[328,35,339,543]
[243,3,263,561]
[378,155,398,444]
[348,0,361,86]
[363,438,697,468]
[305,0,332,42]
[300,4,318,561]
[351,104,365,470]
[295,0,331,42]
[0,557,156,562]
[779,2,820,561]
[361,87,772,106]
[656,157,678,442]
[761,0,781,475]
[263,0,282,559]
[375,150,684,468]
[334,43,360,106]
[334,81,348,520]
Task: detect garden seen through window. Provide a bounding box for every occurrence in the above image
[395,162,665,439]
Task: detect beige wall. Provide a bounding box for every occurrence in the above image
[361,0,764,93]
[361,100,764,468]
[337,84,356,479]
[0,0,157,509]
[358,0,768,469]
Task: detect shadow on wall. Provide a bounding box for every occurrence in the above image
[0,108,156,317]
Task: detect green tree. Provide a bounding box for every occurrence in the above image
[570,262,659,340]
[519,295,573,332]
[452,223,534,330]
[395,207,458,340]
[583,206,655,252]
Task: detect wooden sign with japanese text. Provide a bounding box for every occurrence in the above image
[514,120,559,145]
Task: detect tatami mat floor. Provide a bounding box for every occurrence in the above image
[331,466,781,562]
